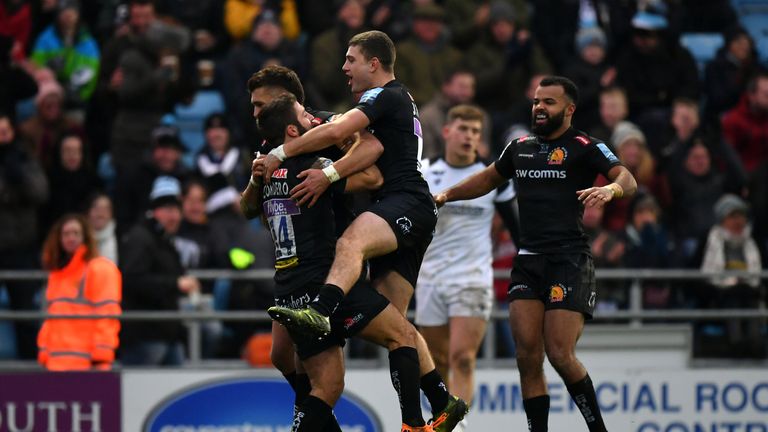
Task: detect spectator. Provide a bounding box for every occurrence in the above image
[615,7,699,122]
[224,0,300,42]
[101,0,187,172]
[114,124,189,233]
[195,113,250,190]
[18,79,81,170]
[658,98,746,191]
[119,176,200,365]
[622,193,673,307]
[86,192,118,263]
[589,86,628,143]
[41,132,101,230]
[465,1,551,132]
[177,178,211,269]
[307,0,367,112]
[223,9,306,148]
[30,0,100,109]
[37,213,121,370]
[0,35,38,120]
[419,68,492,160]
[563,27,616,132]
[704,26,759,120]
[0,112,49,359]
[721,71,768,175]
[697,194,765,358]
[668,140,734,264]
[0,0,32,63]
[598,122,667,232]
[394,4,462,107]
[445,0,529,50]
[530,0,634,71]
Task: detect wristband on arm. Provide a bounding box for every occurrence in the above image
[606,183,624,198]
[322,165,341,183]
[269,145,287,161]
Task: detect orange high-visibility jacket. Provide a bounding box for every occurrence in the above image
[37,245,122,371]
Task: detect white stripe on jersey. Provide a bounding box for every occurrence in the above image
[419,158,515,287]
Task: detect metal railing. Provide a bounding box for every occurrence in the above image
[1,269,767,367]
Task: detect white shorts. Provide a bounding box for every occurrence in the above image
[415,282,493,326]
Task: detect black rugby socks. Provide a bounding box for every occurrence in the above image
[294,395,334,432]
[567,374,607,432]
[420,369,450,414]
[523,394,550,431]
[311,284,345,316]
[389,347,426,427]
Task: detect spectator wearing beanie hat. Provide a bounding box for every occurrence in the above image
[563,26,615,132]
[697,193,764,358]
[119,176,201,365]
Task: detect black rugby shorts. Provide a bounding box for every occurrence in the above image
[367,192,438,287]
[507,253,597,318]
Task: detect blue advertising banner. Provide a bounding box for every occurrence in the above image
[143,377,382,432]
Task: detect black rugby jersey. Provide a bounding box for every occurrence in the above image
[262,153,347,294]
[494,128,621,254]
[354,80,431,198]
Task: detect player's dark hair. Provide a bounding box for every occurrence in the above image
[257,94,300,148]
[672,96,698,110]
[246,65,305,104]
[540,76,579,106]
[130,0,155,7]
[348,30,396,72]
[447,104,484,124]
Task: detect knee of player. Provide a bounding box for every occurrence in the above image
[334,235,362,258]
[544,344,576,370]
[386,321,418,351]
[515,345,545,369]
[450,350,477,375]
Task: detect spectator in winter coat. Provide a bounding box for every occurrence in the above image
[30,0,100,107]
[119,176,200,365]
[721,71,768,174]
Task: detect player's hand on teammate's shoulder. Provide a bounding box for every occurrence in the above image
[291,169,330,208]
[263,153,282,183]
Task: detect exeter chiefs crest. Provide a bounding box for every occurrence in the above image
[547,147,568,165]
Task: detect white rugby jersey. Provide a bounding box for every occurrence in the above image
[419,158,516,287]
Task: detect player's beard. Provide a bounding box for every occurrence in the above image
[531,108,565,136]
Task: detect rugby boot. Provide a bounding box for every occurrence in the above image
[268,305,331,338]
[401,424,434,432]
[429,395,469,432]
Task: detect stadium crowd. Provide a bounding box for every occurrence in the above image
[0,0,766,364]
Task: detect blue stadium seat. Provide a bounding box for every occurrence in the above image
[679,33,725,77]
